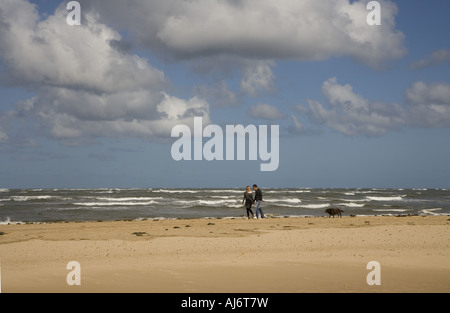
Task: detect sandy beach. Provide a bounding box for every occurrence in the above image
[0,215,449,293]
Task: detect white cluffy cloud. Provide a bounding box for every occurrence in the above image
[92,0,405,67]
[0,0,164,93]
[87,0,406,96]
[0,0,209,143]
[304,78,450,136]
[307,78,405,136]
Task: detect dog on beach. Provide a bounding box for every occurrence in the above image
[325,208,344,218]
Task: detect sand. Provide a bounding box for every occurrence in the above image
[0,215,449,293]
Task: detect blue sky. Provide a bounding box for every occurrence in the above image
[0,0,449,188]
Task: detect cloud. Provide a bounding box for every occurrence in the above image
[0,1,165,93]
[405,81,450,106]
[195,80,237,107]
[88,0,406,68]
[247,103,285,120]
[0,130,7,143]
[240,60,275,96]
[0,112,9,143]
[288,115,304,134]
[307,78,404,136]
[190,57,276,96]
[15,88,209,143]
[0,0,210,144]
[82,0,406,96]
[304,78,450,136]
[410,49,450,69]
[405,81,450,127]
[157,93,210,123]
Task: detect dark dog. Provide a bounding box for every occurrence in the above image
[325,208,344,218]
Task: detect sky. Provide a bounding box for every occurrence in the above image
[0,0,449,189]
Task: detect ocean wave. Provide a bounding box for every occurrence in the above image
[267,203,304,208]
[340,199,367,202]
[373,209,408,212]
[174,199,240,207]
[420,208,442,215]
[300,203,330,209]
[153,189,200,193]
[264,198,302,204]
[0,189,9,192]
[11,195,58,201]
[283,198,303,203]
[74,201,157,206]
[337,202,365,207]
[266,190,310,193]
[94,197,163,202]
[211,195,236,199]
[209,189,243,193]
[198,199,238,205]
[366,196,405,201]
[0,217,23,225]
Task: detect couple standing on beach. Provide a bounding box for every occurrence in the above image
[242,184,265,219]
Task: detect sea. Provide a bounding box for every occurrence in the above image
[0,188,449,224]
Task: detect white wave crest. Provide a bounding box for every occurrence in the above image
[337,202,365,207]
[198,199,237,205]
[74,201,157,206]
[11,195,57,201]
[153,189,199,193]
[366,196,404,201]
[373,209,408,212]
[0,217,23,225]
[301,203,330,209]
[94,197,163,202]
[211,195,236,199]
[420,208,442,215]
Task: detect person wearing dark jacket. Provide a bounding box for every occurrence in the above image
[253,184,265,219]
[242,186,255,219]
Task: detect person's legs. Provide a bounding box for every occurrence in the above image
[246,206,254,219]
[255,200,264,218]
